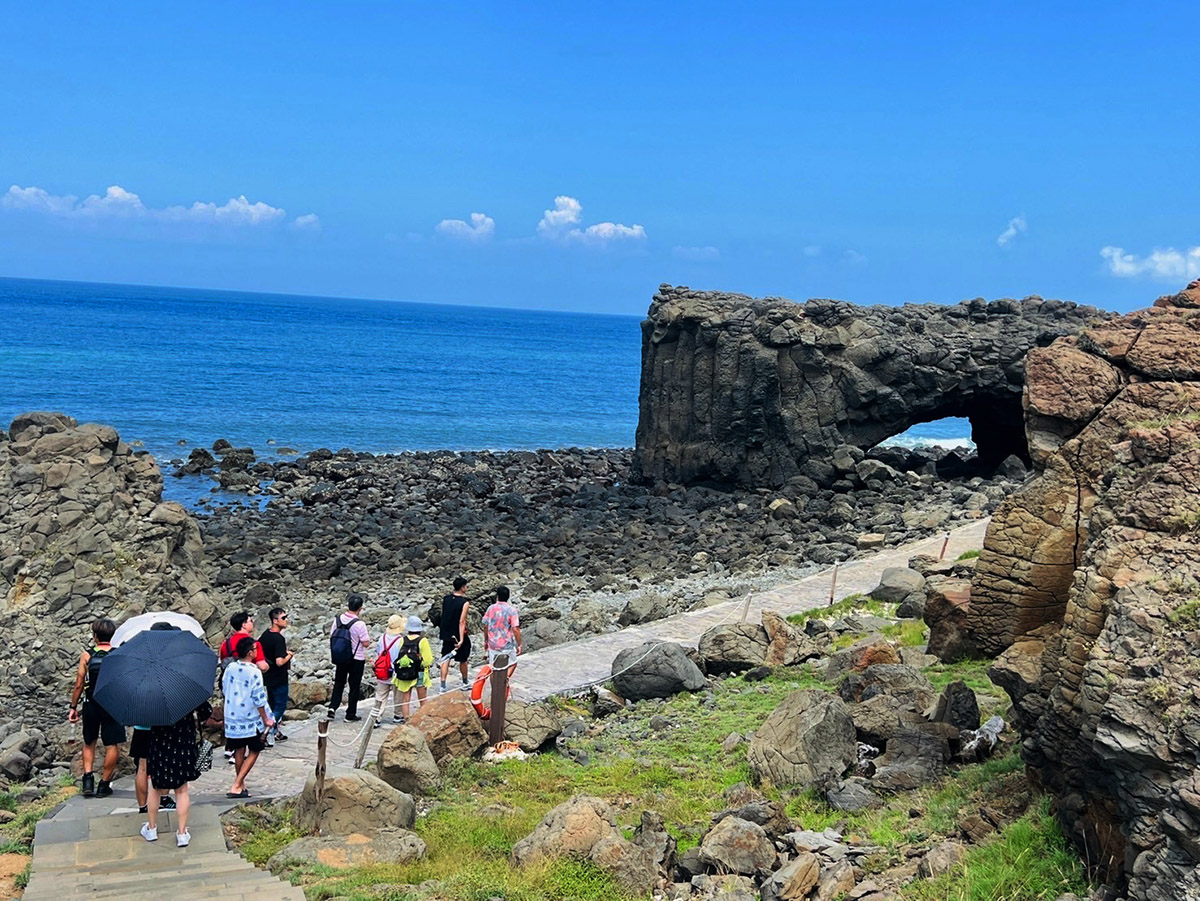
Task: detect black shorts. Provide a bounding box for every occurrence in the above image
[129,729,151,760]
[440,634,471,662]
[81,701,126,747]
[226,734,265,754]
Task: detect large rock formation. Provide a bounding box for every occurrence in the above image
[967,281,1200,899]
[633,284,1104,486]
[0,413,223,727]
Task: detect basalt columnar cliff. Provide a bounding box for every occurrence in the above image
[969,281,1200,900]
[0,413,224,728]
[633,284,1106,486]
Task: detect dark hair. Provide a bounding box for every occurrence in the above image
[347,593,365,613]
[235,636,256,659]
[268,607,286,622]
[230,611,251,631]
[92,618,117,642]
[453,576,469,591]
[495,585,510,603]
[149,622,179,631]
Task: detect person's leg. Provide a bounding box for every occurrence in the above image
[175,783,190,838]
[346,659,365,718]
[136,758,148,809]
[398,688,411,719]
[373,679,389,715]
[415,684,428,710]
[147,782,160,830]
[101,743,120,781]
[232,750,258,793]
[330,662,348,712]
[81,741,95,775]
[273,684,289,734]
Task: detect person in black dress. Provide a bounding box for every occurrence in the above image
[142,700,209,847]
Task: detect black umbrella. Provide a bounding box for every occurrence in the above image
[93,629,217,726]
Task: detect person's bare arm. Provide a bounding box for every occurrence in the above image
[68,652,88,720]
[457,603,469,646]
[514,625,523,654]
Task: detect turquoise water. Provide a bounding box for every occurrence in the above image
[1,276,971,474]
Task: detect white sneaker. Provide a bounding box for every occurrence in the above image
[176,830,190,848]
[140,823,158,842]
[265,732,275,748]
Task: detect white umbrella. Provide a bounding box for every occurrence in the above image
[112,611,206,647]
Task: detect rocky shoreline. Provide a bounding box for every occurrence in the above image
[181,441,1022,689]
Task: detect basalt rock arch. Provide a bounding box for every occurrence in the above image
[633,284,1107,486]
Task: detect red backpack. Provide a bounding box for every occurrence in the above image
[374,635,400,681]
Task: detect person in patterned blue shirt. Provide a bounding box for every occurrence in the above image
[221,637,274,799]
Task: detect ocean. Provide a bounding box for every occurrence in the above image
[1,277,972,504]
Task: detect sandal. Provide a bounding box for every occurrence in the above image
[226,789,251,798]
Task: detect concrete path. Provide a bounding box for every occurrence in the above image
[24,518,987,899]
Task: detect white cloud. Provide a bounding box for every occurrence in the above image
[291,213,321,231]
[672,245,720,261]
[843,249,867,264]
[997,215,1027,247]
[435,211,495,242]
[803,245,821,257]
[2,183,314,230]
[536,195,583,237]
[1101,245,1200,280]
[536,195,645,246]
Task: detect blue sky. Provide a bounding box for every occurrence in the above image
[2,2,1197,314]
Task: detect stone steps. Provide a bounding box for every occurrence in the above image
[22,808,304,901]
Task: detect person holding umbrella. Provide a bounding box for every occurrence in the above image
[222,636,274,799]
[92,622,218,849]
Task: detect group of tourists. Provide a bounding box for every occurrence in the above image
[65,576,524,851]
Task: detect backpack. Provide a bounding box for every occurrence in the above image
[85,647,109,701]
[218,636,239,676]
[373,635,400,681]
[428,598,442,629]
[393,636,423,682]
[330,614,355,665]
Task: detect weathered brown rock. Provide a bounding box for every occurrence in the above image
[376,725,440,795]
[762,610,821,666]
[268,829,426,870]
[748,690,856,789]
[295,767,415,835]
[966,282,1200,901]
[698,623,769,673]
[407,691,488,765]
[511,795,618,867]
[923,578,974,662]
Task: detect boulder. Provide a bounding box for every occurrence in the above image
[295,767,416,835]
[918,840,966,878]
[762,610,822,666]
[931,681,981,732]
[824,635,901,680]
[869,567,926,602]
[923,578,974,662]
[268,829,426,871]
[825,778,883,812]
[376,725,440,795]
[0,749,31,781]
[589,834,659,896]
[611,642,705,701]
[760,851,820,901]
[895,591,926,619]
[837,663,935,707]
[618,592,666,627]
[511,795,619,867]
[872,728,947,790]
[633,810,677,881]
[698,816,776,876]
[748,690,856,789]
[503,699,563,751]
[814,859,856,901]
[712,799,791,838]
[408,690,488,765]
[698,623,770,673]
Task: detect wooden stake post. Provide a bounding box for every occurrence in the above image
[829,562,840,605]
[354,706,379,768]
[488,655,509,746]
[314,718,329,809]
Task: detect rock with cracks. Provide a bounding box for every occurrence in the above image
[748,690,856,789]
[295,767,416,835]
[376,725,441,795]
[611,641,706,701]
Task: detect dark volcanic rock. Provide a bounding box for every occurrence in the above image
[611,642,706,701]
[633,285,1104,486]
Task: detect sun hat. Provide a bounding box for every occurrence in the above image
[405,615,424,634]
[386,614,405,636]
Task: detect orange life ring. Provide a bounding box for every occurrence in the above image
[470,663,514,719]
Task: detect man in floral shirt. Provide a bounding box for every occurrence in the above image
[221,637,274,799]
[482,585,522,677]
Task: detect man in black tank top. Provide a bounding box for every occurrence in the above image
[439,576,472,691]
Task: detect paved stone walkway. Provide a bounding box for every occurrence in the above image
[25,518,987,899]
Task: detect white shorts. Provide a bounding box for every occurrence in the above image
[487,648,517,667]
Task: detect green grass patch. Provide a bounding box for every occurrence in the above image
[230,804,304,866]
[0,782,76,851]
[0,792,17,814]
[902,796,1089,900]
[13,860,31,890]
[881,620,928,647]
[787,593,888,627]
[957,549,981,560]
